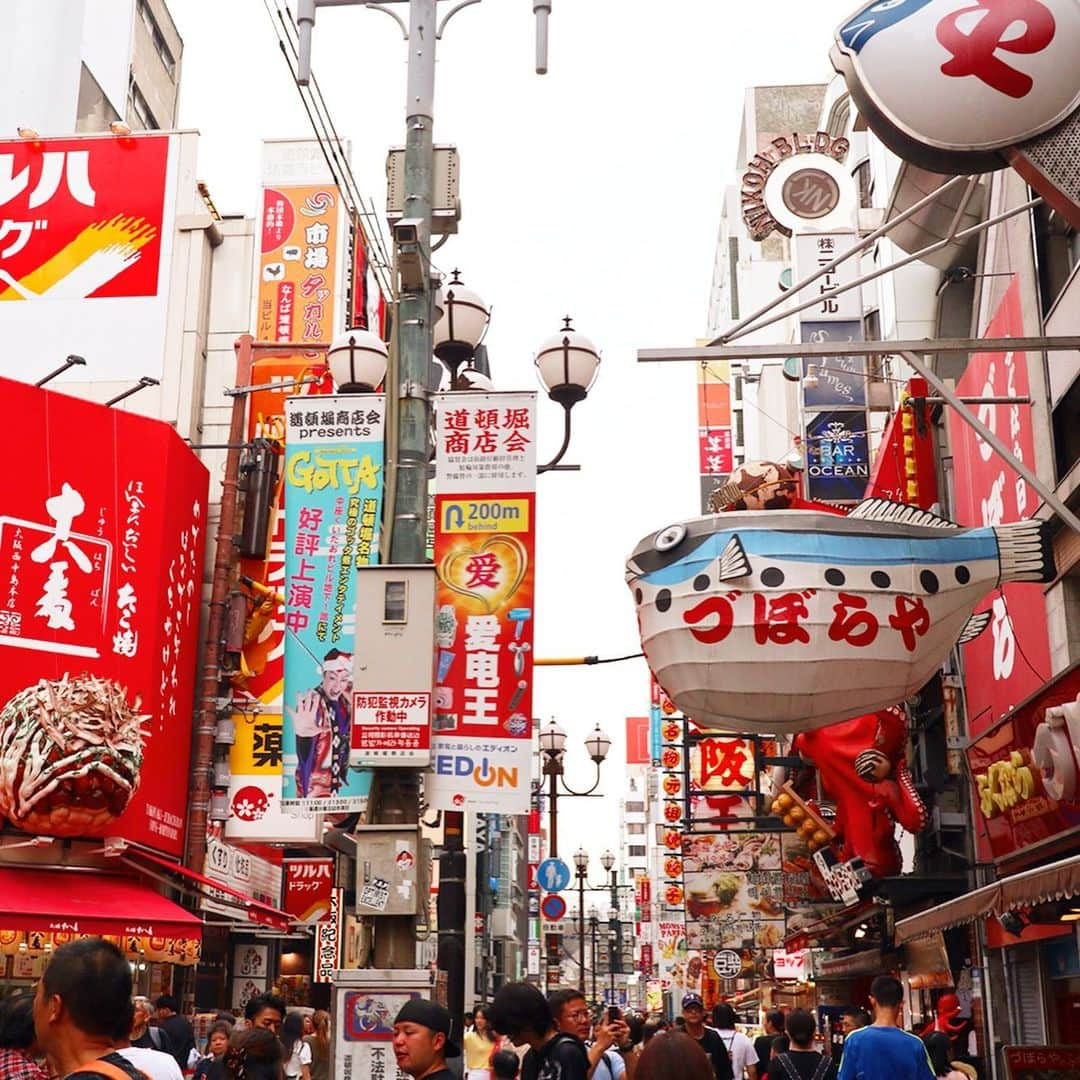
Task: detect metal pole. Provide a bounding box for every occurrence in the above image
[390,0,436,564]
[578,870,586,993]
[899,351,1080,538]
[185,335,253,877]
[713,174,970,346]
[590,916,598,1004]
[548,763,559,859]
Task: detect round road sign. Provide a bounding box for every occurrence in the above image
[540,893,567,921]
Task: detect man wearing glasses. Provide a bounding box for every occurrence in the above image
[549,990,630,1080]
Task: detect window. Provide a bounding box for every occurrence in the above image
[863,308,886,381]
[384,580,407,623]
[138,0,177,76]
[1033,202,1080,316]
[854,159,874,210]
[1053,375,1080,480]
[127,78,159,130]
[626,823,646,835]
[728,237,740,320]
[628,845,647,858]
[625,801,645,813]
[734,408,745,448]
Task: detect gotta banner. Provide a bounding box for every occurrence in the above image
[427,392,537,814]
[281,396,385,814]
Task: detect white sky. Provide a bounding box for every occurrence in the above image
[170,0,859,866]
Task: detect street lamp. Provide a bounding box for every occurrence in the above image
[608,905,620,1002]
[326,327,389,393]
[574,847,589,994]
[540,721,611,858]
[535,316,601,472]
[433,270,490,388]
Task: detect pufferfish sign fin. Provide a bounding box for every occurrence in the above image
[958,611,992,645]
[717,535,751,581]
[848,498,961,530]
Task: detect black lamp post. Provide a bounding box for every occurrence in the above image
[574,847,589,994]
[537,721,611,859]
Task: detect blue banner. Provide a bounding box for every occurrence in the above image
[801,321,868,409]
[805,409,871,502]
[281,395,386,813]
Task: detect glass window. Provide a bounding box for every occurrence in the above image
[384,580,407,623]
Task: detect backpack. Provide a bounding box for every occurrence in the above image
[712,1033,735,1080]
[776,1051,832,1080]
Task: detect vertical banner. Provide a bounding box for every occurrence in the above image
[257,186,341,345]
[427,392,537,813]
[281,396,386,813]
[794,233,869,504]
[314,887,342,984]
[697,361,733,514]
[226,359,331,843]
[949,280,1051,738]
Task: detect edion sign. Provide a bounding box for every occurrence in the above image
[0,377,208,855]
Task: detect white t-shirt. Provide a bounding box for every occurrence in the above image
[714,1029,758,1078]
[285,1039,313,1078]
[116,1046,185,1080]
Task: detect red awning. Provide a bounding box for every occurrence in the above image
[125,850,291,931]
[0,867,202,940]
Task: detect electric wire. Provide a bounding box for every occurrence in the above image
[262,0,394,301]
[269,0,391,279]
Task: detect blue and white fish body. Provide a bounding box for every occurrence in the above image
[625,498,1055,733]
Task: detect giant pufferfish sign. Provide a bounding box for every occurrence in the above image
[626,499,1056,733]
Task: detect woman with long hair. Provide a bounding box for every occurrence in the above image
[224,1028,284,1080]
[280,1012,312,1080]
[635,1031,714,1080]
[304,1010,331,1080]
[924,1032,969,1080]
[464,1005,498,1080]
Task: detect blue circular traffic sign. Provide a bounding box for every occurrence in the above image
[537,858,571,893]
[541,893,567,921]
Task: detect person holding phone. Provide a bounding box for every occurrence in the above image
[548,990,629,1080]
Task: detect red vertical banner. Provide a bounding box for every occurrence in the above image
[427,392,538,813]
[948,281,1052,738]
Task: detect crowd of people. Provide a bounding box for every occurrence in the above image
[0,941,978,1080]
[0,938,331,1080]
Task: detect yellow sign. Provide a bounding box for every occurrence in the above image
[439,498,530,534]
[230,713,284,776]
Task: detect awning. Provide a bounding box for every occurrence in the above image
[0,867,202,940]
[895,853,1080,943]
[122,849,291,931]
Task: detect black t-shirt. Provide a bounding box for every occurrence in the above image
[132,1028,174,1056]
[69,1051,147,1080]
[521,1033,590,1080]
[691,1028,731,1079]
[755,1034,776,1066]
[159,1014,196,1070]
[767,1050,838,1080]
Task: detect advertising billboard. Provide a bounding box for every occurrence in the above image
[427,392,537,814]
[697,361,733,513]
[967,662,1080,864]
[281,395,386,814]
[948,281,1051,737]
[226,357,331,843]
[800,321,868,409]
[0,377,207,855]
[804,409,871,502]
[0,133,178,382]
[257,186,342,345]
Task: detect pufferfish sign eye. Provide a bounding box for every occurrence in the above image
[654,524,686,552]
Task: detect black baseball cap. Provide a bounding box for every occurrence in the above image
[394,999,462,1057]
[681,993,704,1010]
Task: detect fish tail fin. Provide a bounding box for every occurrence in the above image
[994,519,1056,584]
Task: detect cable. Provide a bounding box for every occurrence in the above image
[262,0,394,300]
[699,360,803,443]
[994,587,1047,685]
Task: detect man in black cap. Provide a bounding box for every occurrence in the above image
[394,1000,461,1080]
[681,993,731,1079]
